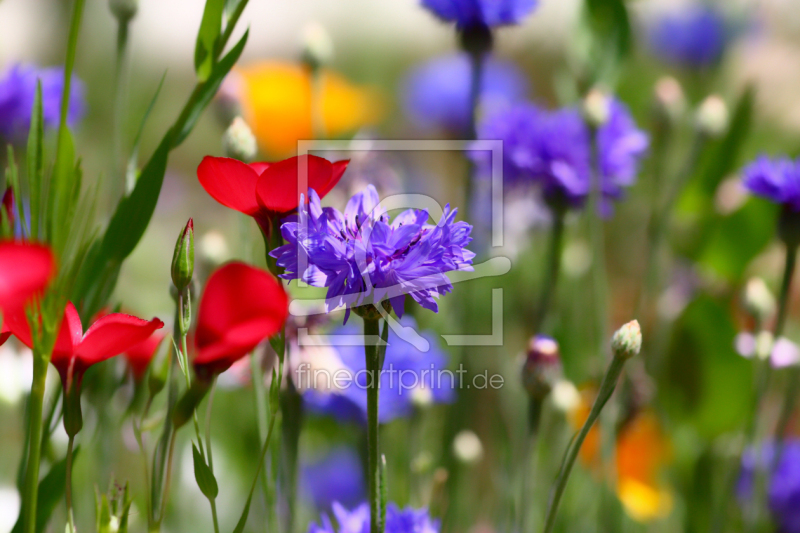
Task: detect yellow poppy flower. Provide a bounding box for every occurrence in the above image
[226,61,381,158]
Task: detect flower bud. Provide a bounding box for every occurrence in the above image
[109,0,137,21]
[300,21,334,71]
[743,277,776,324]
[611,320,642,360]
[458,23,493,57]
[171,218,195,292]
[452,430,483,464]
[695,95,729,137]
[521,335,561,400]
[583,88,611,128]
[653,76,685,124]
[1,187,14,232]
[222,117,258,163]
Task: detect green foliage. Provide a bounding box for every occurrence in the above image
[192,443,220,499]
[194,0,225,81]
[11,448,80,533]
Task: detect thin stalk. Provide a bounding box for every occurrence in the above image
[519,397,543,533]
[249,352,274,533]
[587,124,608,352]
[65,435,76,532]
[158,432,179,524]
[364,318,383,533]
[532,207,566,334]
[22,356,48,533]
[462,50,484,220]
[112,15,131,195]
[205,379,220,533]
[542,355,627,533]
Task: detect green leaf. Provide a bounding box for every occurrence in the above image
[194,0,225,81]
[11,447,80,533]
[26,82,44,239]
[192,443,219,499]
[126,72,167,194]
[582,0,631,84]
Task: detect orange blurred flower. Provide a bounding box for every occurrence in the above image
[223,61,381,158]
[569,388,673,522]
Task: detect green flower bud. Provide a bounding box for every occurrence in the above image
[611,320,642,360]
[521,335,561,400]
[300,21,334,71]
[109,0,137,21]
[171,218,195,292]
[222,117,258,163]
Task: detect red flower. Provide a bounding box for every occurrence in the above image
[6,302,164,391]
[194,262,289,378]
[197,154,348,236]
[0,241,54,346]
[124,333,165,380]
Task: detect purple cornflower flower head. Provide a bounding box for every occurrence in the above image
[742,156,800,211]
[738,441,800,533]
[402,53,529,134]
[308,502,439,533]
[303,317,454,423]
[472,99,648,212]
[271,185,474,321]
[647,6,728,69]
[0,63,86,142]
[420,0,537,29]
[301,447,365,511]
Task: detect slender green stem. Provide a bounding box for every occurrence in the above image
[532,207,566,334]
[65,435,76,532]
[542,355,627,533]
[22,356,48,533]
[461,50,484,220]
[519,398,543,533]
[112,15,131,194]
[204,379,220,533]
[364,318,383,533]
[587,124,608,353]
[158,432,178,523]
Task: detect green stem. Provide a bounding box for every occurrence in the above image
[205,379,220,533]
[519,397,543,533]
[542,355,627,533]
[364,318,383,533]
[532,206,566,334]
[22,357,48,533]
[587,125,608,353]
[462,50,483,220]
[65,435,76,532]
[112,15,130,193]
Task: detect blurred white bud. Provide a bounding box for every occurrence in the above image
[653,76,685,122]
[562,240,592,278]
[199,231,230,266]
[411,386,434,409]
[743,277,776,324]
[109,0,137,21]
[755,331,775,361]
[222,117,258,163]
[611,320,642,360]
[301,21,334,70]
[714,177,748,215]
[551,380,581,413]
[695,95,729,137]
[583,88,611,127]
[453,430,483,464]
[411,451,433,473]
[108,516,120,533]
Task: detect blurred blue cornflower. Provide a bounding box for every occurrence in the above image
[647,5,729,69]
[402,53,529,134]
[742,156,800,211]
[738,440,800,533]
[301,447,365,511]
[303,317,454,424]
[308,502,439,533]
[0,63,85,142]
[471,98,648,213]
[420,0,537,29]
[271,185,474,321]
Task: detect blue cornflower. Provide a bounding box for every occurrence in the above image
[308,502,439,533]
[402,53,529,134]
[271,185,474,320]
[0,63,85,142]
[303,317,454,424]
[472,99,648,212]
[742,156,800,211]
[301,447,366,511]
[420,0,537,28]
[738,441,800,533]
[647,6,728,69]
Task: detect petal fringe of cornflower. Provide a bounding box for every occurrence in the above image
[742,155,800,211]
[270,185,475,322]
[471,98,648,214]
[401,53,529,134]
[420,0,538,28]
[647,5,729,69]
[308,502,439,533]
[738,440,800,533]
[0,63,85,142]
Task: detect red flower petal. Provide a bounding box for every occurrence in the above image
[3,305,31,348]
[197,156,262,216]
[249,162,270,175]
[255,155,334,214]
[78,313,164,367]
[316,159,350,199]
[194,261,289,374]
[124,333,165,380]
[0,241,54,310]
[50,302,84,372]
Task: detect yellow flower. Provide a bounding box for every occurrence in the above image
[226,61,381,158]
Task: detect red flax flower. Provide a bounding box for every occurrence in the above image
[123,332,165,380]
[193,262,289,379]
[0,241,55,345]
[197,154,349,237]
